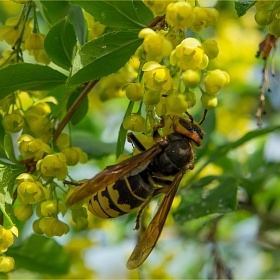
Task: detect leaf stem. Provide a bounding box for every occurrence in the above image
[53,79,99,142]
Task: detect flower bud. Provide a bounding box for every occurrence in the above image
[56,133,70,150]
[201,93,218,110]
[2,111,24,132]
[39,217,70,237]
[18,134,51,160]
[40,200,57,217]
[0,226,14,253]
[17,181,45,204]
[14,204,33,221]
[0,256,15,273]
[124,83,143,102]
[204,69,230,95]
[166,2,195,28]
[37,153,68,180]
[123,114,145,132]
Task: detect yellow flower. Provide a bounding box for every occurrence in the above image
[142,61,173,94]
[17,181,45,204]
[170,38,209,70]
[142,0,175,16]
[203,69,230,95]
[37,153,68,180]
[25,33,51,64]
[139,28,173,62]
[39,217,70,237]
[18,134,51,160]
[0,256,15,273]
[166,2,195,28]
[0,226,14,253]
[25,33,45,50]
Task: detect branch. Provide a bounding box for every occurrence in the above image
[53,79,99,142]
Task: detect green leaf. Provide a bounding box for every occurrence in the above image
[73,133,116,158]
[68,30,142,86]
[67,89,89,125]
[4,133,17,163]
[37,0,72,26]
[45,18,77,70]
[69,0,153,29]
[213,125,280,159]
[174,176,238,223]
[0,166,22,229]
[234,0,255,17]
[0,64,67,99]
[8,234,70,275]
[116,101,134,157]
[68,5,87,45]
[0,115,7,160]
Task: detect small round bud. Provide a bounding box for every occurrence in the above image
[166,2,195,28]
[202,39,219,60]
[56,133,70,150]
[32,219,44,234]
[269,20,280,37]
[181,69,201,88]
[143,90,161,106]
[2,111,24,133]
[0,256,15,273]
[40,200,57,217]
[123,114,145,132]
[166,93,189,114]
[185,91,196,108]
[201,93,218,110]
[124,83,143,101]
[14,204,33,221]
[204,69,230,95]
[61,147,80,166]
[0,226,14,253]
[254,9,273,26]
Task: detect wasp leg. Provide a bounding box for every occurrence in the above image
[152,116,165,139]
[199,109,208,125]
[63,180,82,186]
[134,195,153,230]
[134,183,171,230]
[127,132,147,152]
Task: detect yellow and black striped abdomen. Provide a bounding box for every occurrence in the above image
[88,171,154,218]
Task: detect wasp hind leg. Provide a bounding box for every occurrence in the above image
[134,195,152,230]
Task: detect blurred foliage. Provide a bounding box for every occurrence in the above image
[0,0,280,279]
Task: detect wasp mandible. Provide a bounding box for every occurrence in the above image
[67,114,204,269]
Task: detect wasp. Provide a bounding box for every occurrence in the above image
[67,114,204,269]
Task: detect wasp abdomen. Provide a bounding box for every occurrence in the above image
[88,171,154,218]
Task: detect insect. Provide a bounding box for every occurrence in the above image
[67,114,204,269]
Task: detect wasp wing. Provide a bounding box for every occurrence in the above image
[67,145,162,206]
[126,168,187,270]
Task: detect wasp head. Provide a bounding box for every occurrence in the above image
[173,116,204,146]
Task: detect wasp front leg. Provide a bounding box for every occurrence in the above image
[127,132,147,152]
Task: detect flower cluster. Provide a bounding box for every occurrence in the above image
[121,1,229,131]
[0,225,16,273]
[0,1,50,65]
[0,91,88,243]
[254,1,280,37]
